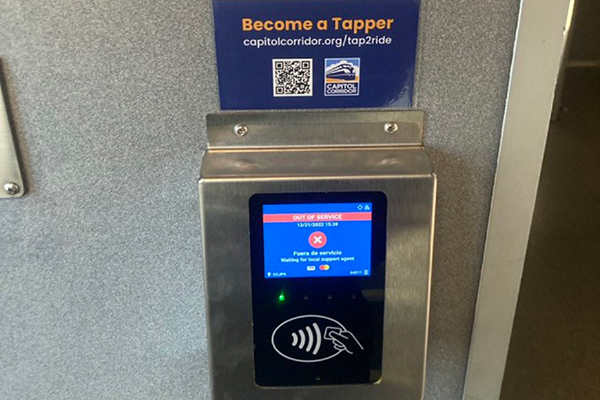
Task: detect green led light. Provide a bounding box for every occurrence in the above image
[278,293,285,302]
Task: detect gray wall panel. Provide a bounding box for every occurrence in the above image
[0,1,518,399]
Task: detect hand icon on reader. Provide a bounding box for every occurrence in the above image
[324,326,364,355]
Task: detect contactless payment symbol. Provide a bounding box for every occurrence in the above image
[309,231,327,248]
[271,315,364,363]
[325,58,360,96]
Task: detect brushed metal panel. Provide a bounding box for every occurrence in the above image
[206,111,424,149]
[200,170,435,400]
[201,110,435,400]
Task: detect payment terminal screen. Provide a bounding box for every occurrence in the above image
[262,203,373,279]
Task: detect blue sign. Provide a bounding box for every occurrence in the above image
[262,202,373,279]
[213,0,420,109]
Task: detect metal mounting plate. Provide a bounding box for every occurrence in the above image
[206,110,424,149]
[0,75,24,198]
[200,109,434,400]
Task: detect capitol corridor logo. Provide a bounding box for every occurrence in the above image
[324,58,360,96]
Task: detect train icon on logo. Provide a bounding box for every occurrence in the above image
[271,314,363,363]
[324,58,360,96]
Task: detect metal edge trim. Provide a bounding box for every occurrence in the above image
[462,1,576,399]
[0,65,24,199]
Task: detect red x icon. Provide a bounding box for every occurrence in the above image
[309,231,327,249]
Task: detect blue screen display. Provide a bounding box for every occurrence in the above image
[263,202,373,279]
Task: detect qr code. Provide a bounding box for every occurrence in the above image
[272,59,313,97]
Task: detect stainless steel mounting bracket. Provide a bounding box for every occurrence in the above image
[206,110,424,150]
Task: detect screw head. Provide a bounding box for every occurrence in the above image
[384,122,399,134]
[3,182,21,195]
[233,124,249,137]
